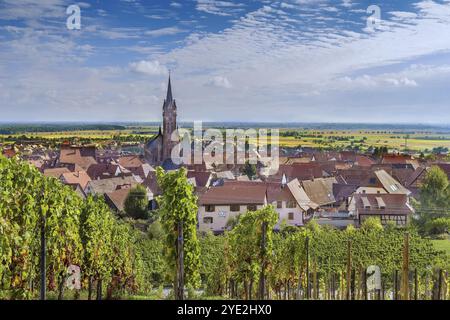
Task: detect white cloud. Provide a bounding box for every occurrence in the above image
[341,0,354,8]
[145,27,186,37]
[170,2,182,8]
[196,0,245,16]
[2,0,450,123]
[339,74,418,89]
[206,76,232,88]
[129,60,168,76]
[389,11,418,21]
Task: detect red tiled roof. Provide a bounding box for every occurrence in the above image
[381,154,413,165]
[117,156,144,168]
[198,181,267,205]
[60,170,91,190]
[405,167,428,187]
[355,155,375,167]
[105,188,130,212]
[59,146,97,170]
[43,167,71,178]
[269,163,323,182]
[354,193,413,216]
[86,163,122,180]
[2,148,16,158]
[187,171,212,188]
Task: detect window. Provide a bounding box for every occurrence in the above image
[288,212,294,220]
[286,200,296,208]
[203,217,213,224]
[390,184,399,192]
[277,201,283,209]
[230,205,240,212]
[205,205,215,212]
[247,205,257,211]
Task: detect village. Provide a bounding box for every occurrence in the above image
[1,78,449,236]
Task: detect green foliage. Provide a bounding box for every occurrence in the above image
[413,166,450,236]
[156,167,201,288]
[202,213,447,299]
[124,185,149,220]
[227,206,278,298]
[0,155,148,299]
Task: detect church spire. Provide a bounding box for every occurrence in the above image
[166,72,173,103]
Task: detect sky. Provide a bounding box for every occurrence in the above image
[1,0,450,123]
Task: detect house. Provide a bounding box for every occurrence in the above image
[355,187,387,194]
[332,183,359,208]
[405,167,429,188]
[354,155,375,167]
[338,168,411,195]
[86,163,130,180]
[337,167,376,186]
[286,179,318,222]
[69,184,87,199]
[374,170,411,195]
[198,181,268,233]
[104,188,131,212]
[85,175,139,195]
[266,163,323,183]
[60,170,91,190]
[350,193,414,226]
[59,145,97,170]
[187,171,212,188]
[43,167,71,179]
[403,166,430,199]
[197,181,306,234]
[391,167,416,186]
[2,147,17,158]
[301,177,338,208]
[117,156,144,172]
[267,182,306,228]
[381,154,419,169]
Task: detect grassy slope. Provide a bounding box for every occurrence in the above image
[432,239,450,257]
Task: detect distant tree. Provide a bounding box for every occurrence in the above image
[124,185,149,219]
[243,160,257,180]
[413,166,450,237]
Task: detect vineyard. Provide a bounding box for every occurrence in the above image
[0,155,448,300]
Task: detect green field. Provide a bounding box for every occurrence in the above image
[432,239,450,257]
[2,126,450,153]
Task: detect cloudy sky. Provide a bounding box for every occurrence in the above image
[1,0,450,123]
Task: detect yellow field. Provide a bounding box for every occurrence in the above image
[275,131,450,152]
[2,129,450,153]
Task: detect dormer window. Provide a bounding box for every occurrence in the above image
[361,197,371,209]
[390,184,399,192]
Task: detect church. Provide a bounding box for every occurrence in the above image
[144,75,179,167]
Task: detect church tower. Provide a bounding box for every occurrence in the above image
[162,74,177,161]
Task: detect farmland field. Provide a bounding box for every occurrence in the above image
[1,124,450,153]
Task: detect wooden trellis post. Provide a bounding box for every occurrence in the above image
[346,240,352,300]
[401,232,410,300]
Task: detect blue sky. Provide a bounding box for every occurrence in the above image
[1,0,450,123]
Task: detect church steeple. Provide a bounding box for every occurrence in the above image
[162,73,178,161]
[166,72,173,103]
